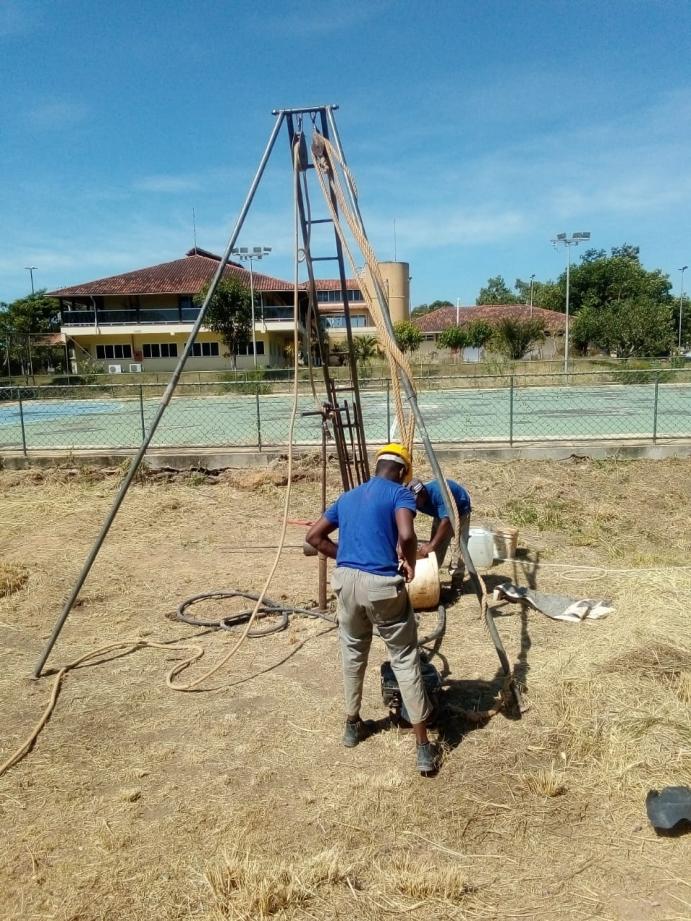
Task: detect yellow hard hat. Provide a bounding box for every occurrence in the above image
[374,443,413,483]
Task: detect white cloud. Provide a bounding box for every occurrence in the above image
[25,99,89,129]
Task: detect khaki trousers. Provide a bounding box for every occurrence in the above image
[331,566,431,726]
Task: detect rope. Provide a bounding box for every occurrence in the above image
[311,132,417,453]
[0,638,205,778]
[310,131,469,576]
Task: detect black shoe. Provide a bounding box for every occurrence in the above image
[343,718,376,748]
[416,741,440,774]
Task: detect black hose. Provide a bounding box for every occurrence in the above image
[176,589,335,637]
[417,604,446,647]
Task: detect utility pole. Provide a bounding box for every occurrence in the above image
[529,274,535,318]
[25,266,37,294]
[679,265,688,351]
[231,246,272,368]
[551,232,591,372]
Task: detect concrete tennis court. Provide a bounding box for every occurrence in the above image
[1,381,690,452]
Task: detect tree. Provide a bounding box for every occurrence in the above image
[566,245,672,315]
[465,320,494,348]
[572,299,674,357]
[393,320,422,353]
[560,245,675,355]
[476,276,520,305]
[514,277,563,312]
[0,290,62,378]
[411,300,453,318]
[488,318,546,360]
[196,279,252,369]
[353,335,379,363]
[438,326,469,354]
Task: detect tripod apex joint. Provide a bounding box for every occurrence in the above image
[272,104,339,116]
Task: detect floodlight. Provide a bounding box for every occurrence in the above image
[551,231,592,373]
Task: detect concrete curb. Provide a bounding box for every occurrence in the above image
[2,440,691,470]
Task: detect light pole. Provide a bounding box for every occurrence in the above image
[679,265,688,351]
[231,246,271,368]
[551,232,590,372]
[25,266,38,294]
[529,274,535,318]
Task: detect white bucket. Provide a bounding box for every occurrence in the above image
[467,528,495,569]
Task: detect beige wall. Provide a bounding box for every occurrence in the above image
[70,331,287,372]
[362,262,410,324]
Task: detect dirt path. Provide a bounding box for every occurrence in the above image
[1,458,690,920]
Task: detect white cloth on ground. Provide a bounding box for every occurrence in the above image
[493,582,614,623]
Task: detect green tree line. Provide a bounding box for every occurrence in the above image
[0,291,63,379]
[412,245,687,358]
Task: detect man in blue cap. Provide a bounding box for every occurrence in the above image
[408,477,472,585]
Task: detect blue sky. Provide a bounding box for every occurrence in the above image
[1,0,690,306]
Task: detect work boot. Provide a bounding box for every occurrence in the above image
[416,741,440,774]
[343,718,376,748]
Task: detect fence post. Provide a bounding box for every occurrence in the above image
[652,371,659,444]
[509,375,514,446]
[139,385,146,440]
[386,379,391,440]
[17,388,28,457]
[255,380,262,451]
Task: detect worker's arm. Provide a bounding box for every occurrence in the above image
[395,507,417,582]
[418,516,453,558]
[305,515,338,560]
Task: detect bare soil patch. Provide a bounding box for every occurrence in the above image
[1,457,690,920]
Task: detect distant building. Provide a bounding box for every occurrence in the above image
[414,303,566,361]
[50,249,411,373]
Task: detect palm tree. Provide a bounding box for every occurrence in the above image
[354,335,379,362]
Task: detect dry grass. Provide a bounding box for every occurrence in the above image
[0,562,28,597]
[1,457,690,921]
[204,838,352,919]
[520,765,568,798]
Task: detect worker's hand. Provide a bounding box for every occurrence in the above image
[417,543,431,559]
[400,558,415,583]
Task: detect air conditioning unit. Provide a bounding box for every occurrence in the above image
[108,364,123,374]
[129,363,143,373]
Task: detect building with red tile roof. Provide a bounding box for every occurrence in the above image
[51,249,402,373]
[413,303,565,361]
[414,303,566,334]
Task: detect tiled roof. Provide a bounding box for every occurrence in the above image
[414,304,566,333]
[49,249,297,297]
[313,278,362,290]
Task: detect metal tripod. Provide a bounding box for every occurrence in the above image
[33,104,522,715]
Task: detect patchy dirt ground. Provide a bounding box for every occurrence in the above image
[1,456,690,921]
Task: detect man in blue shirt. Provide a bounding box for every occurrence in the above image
[306,444,439,774]
[408,477,472,585]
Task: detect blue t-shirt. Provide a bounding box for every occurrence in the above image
[419,479,471,521]
[324,476,417,577]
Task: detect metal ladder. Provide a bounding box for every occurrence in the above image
[284,107,370,491]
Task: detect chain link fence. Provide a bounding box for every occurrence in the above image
[1,369,690,455]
